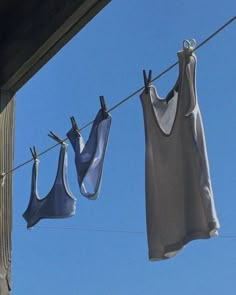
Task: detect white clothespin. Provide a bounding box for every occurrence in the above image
[183,39,196,53]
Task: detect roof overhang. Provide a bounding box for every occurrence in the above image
[0,0,111,93]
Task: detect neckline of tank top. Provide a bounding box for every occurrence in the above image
[70,109,111,137]
[147,49,194,103]
[148,85,179,136]
[32,143,76,202]
[141,49,196,137]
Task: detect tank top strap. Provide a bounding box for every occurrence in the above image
[54,143,67,184]
[185,52,197,116]
[178,49,197,116]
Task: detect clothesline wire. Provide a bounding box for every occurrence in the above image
[14,224,236,238]
[5,15,236,177]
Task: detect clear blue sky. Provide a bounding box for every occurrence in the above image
[12,1,236,294]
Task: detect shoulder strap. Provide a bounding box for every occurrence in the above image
[185,52,197,116]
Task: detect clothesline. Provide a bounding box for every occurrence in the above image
[14,224,236,238]
[4,15,236,178]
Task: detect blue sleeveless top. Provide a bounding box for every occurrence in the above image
[67,109,112,200]
[23,143,76,228]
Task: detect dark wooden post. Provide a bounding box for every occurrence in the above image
[0,90,15,294]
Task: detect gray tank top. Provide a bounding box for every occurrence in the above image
[67,109,112,200]
[140,47,220,261]
[22,143,76,229]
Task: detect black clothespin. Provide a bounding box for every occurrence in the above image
[143,70,152,93]
[99,96,108,118]
[48,131,64,144]
[70,116,80,132]
[30,146,38,160]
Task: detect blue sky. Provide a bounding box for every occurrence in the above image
[12,1,236,294]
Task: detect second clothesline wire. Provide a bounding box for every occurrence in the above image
[14,224,236,238]
[11,16,236,237]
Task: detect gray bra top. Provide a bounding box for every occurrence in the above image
[67,109,112,200]
[22,143,76,229]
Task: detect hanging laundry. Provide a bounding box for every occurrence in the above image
[67,99,112,200]
[140,40,220,261]
[22,135,76,229]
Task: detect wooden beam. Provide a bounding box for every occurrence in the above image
[0,91,15,294]
[0,0,111,93]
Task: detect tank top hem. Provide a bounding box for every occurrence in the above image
[149,224,219,261]
[26,211,76,229]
